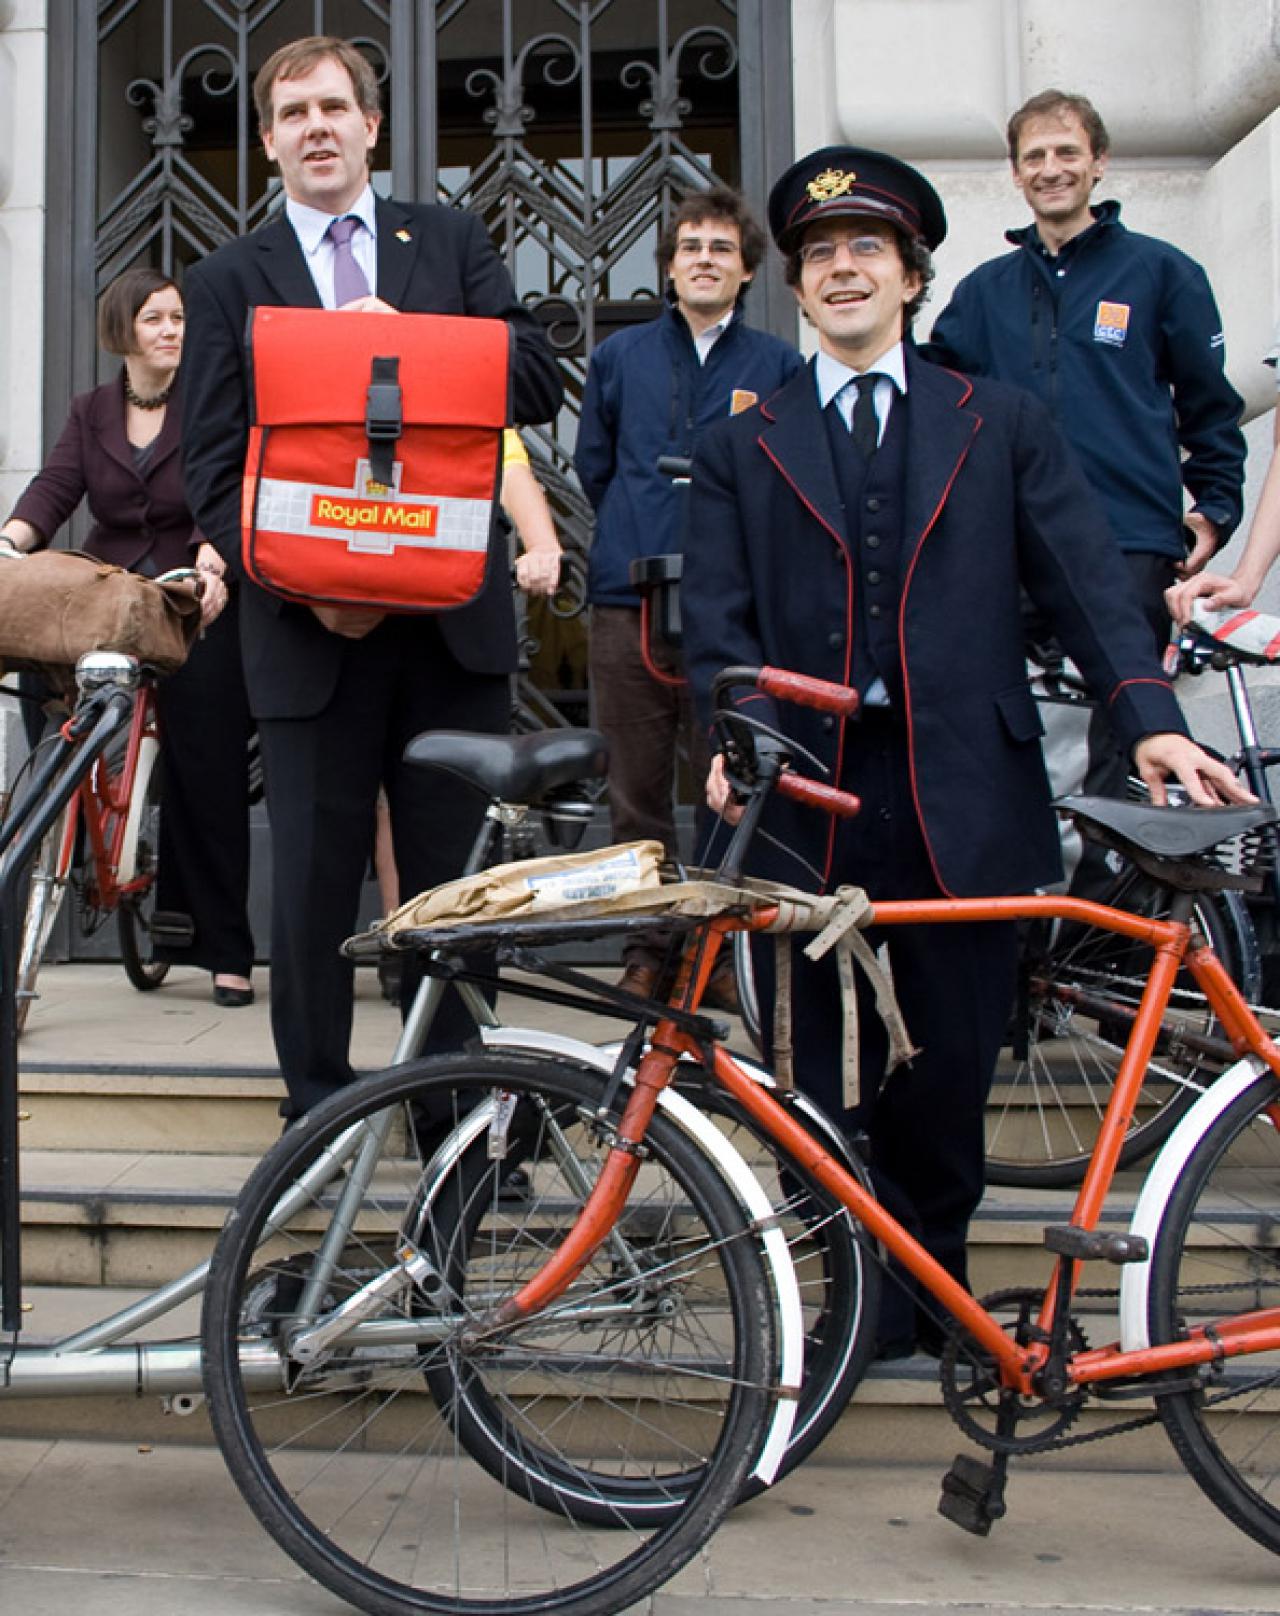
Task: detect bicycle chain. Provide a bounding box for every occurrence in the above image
[1052,963,1280,1025]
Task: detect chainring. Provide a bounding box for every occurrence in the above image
[938,1286,1088,1454]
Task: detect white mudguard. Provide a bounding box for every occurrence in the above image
[116,734,160,885]
[1119,1055,1272,1350]
[480,1023,803,1485]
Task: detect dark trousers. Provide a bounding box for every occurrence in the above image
[256,616,509,1118]
[154,597,256,977]
[588,605,713,970]
[753,712,1019,1345]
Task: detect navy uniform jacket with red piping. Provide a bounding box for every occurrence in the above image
[680,344,1188,899]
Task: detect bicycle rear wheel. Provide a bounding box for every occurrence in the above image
[1146,1069,1280,1555]
[202,1052,774,1616]
[437,1061,877,1520]
[679,1071,878,1495]
[117,742,168,991]
[988,876,1257,1188]
[730,931,763,1054]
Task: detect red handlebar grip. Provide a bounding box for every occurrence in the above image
[757,667,861,717]
[775,771,862,820]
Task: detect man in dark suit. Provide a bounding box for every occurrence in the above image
[181,35,563,1118]
[681,145,1248,1356]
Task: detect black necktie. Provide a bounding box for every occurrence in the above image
[851,374,880,459]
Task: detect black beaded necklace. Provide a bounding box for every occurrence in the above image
[123,376,174,410]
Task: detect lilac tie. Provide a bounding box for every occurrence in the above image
[328,215,370,306]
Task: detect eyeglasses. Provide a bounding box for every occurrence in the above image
[673,238,741,259]
[798,236,892,266]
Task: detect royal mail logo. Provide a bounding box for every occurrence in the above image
[1093,300,1131,347]
[311,494,439,540]
[254,456,490,559]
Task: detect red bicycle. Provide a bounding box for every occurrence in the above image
[6,658,178,1029]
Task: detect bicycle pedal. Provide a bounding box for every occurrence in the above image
[1043,1225,1149,1265]
[148,910,194,947]
[938,1453,1007,1537]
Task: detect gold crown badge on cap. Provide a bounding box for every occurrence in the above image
[806,168,857,203]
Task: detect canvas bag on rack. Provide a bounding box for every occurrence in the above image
[242,306,512,613]
[0,550,201,684]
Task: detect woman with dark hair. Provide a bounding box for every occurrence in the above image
[1,267,256,1006]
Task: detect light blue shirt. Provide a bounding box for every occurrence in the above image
[693,317,729,366]
[286,185,378,309]
[814,342,908,442]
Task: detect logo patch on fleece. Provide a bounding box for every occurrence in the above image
[1093,301,1130,347]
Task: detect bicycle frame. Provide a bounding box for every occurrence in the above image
[75,681,159,908]
[484,885,1280,1403]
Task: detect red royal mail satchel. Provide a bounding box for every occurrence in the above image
[242,306,512,613]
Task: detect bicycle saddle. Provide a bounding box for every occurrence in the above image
[403,728,608,804]
[1188,601,1280,665]
[1058,794,1278,891]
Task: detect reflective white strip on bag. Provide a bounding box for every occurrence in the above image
[254,473,491,556]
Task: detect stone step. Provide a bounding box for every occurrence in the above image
[16,1139,1151,1287]
[22,1061,1164,1161]
[18,1066,285,1155]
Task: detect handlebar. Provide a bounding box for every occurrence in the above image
[775,771,862,819]
[711,665,864,829]
[711,664,862,719]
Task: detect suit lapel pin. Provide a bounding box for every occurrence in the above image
[395,229,411,242]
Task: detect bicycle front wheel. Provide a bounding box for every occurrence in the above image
[1147,1068,1280,1555]
[14,799,74,1033]
[988,877,1257,1188]
[202,1052,775,1616]
[117,741,168,991]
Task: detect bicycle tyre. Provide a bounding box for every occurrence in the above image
[435,1062,877,1521]
[730,930,764,1055]
[202,1051,775,1616]
[14,806,75,1033]
[1146,1068,1280,1554]
[988,876,1258,1188]
[117,743,168,991]
[680,1072,877,1496]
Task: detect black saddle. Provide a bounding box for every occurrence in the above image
[1058,794,1278,892]
[403,728,608,806]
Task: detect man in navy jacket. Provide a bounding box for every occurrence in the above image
[928,89,1245,653]
[682,144,1248,1356]
[575,188,802,1003]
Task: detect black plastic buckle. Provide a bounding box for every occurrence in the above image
[365,356,402,488]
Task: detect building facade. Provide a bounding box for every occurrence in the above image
[0,0,1277,932]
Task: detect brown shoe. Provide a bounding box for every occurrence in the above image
[617,963,660,1000]
[701,967,741,1017]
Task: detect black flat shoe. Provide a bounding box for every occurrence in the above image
[213,983,255,1008]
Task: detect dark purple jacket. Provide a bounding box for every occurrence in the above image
[8,374,199,573]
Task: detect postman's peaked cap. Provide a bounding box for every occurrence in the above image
[768,145,947,251]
